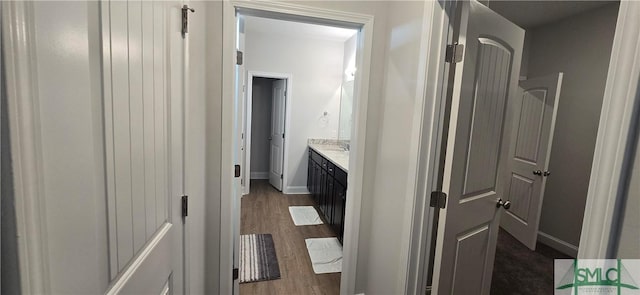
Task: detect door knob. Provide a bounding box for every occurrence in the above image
[533,170,542,176]
[496,198,511,209]
[543,170,551,176]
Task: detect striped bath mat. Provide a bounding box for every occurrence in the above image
[239,234,281,283]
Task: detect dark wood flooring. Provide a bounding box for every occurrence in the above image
[491,229,572,295]
[240,180,341,295]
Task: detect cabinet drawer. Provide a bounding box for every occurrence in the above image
[311,149,323,164]
[334,167,347,186]
[326,161,336,176]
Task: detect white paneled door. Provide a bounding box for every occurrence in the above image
[269,79,286,191]
[501,73,563,250]
[102,1,185,293]
[431,1,524,294]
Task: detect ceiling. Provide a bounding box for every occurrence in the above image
[243,16,358,42]
[489,1,616,29]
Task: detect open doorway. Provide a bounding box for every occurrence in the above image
[424,1,622,294]
[487,1,620,293]
[229,9,365,294]
[245,75,289,192]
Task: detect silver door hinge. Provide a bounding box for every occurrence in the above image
[236,51,243,65]
[445,43,464,63]
[181,5,195,38]
[429,191,447,209]
[181,195,188,218]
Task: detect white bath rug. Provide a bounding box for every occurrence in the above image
[305,237,342,274]
[288,206,323,226]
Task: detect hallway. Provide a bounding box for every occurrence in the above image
[240,180,341,295]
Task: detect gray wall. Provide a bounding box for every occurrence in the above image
[1,28,22,294]
[250,78,275,176]
[526,3,619,247]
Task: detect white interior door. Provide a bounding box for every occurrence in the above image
[500,73,563,250]
[269,79,286,191]
[102,1,185,293]
[431,1,524,294]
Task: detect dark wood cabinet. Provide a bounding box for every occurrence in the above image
[307,148,347,243]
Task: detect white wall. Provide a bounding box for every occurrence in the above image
[525,4,619,248]
[250,78,274,176]
[244,30,345,191]
[358,1,427,293]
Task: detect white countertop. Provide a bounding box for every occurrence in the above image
[308,143,349,172]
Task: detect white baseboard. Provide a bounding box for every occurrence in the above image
[250,172,269,179]
[538,231,578,257]
[284,186,310,195]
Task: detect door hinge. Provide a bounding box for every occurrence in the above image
[429,191,447,209]
[181,195,188,218]
[235,165,241,178]
[181,5,195,38]
[236,51,243,65]
[280,174,283,179]
[282,133,285,139]
[445,43,464,63]
[233,268,239,280]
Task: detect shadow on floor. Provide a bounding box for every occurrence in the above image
[491,229,572,295]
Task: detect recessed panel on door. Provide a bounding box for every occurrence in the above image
[462,38,513,199]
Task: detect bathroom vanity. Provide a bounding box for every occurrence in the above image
[307,143,348,243]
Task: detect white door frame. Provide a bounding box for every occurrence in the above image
[2,2,50,293]
[404,1,640,294]
[221,2,374,294]
[244,71,292,195]
[578,1,640,259]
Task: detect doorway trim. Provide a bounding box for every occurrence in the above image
[407,1,640,293]
[578,1,640,259]
[244,71,293,195]
[2,1,51,293]
[221,2,374,295]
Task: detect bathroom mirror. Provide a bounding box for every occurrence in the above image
[338,80,354,141]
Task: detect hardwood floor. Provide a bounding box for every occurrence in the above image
[240,180,341,295]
